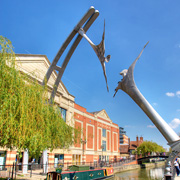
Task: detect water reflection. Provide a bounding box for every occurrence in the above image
[114,166,164,180]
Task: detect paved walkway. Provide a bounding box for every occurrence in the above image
[175,176,180,180]
[15,172,46,180]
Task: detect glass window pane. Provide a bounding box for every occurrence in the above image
[102,140,106,151]
[102,129,106,137]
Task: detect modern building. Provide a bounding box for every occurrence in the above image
[0,54,120,168]
[119,127,129,158]
[119,127,128,144]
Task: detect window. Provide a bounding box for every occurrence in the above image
[102,129,106,137]
[58,107,66,122]
[54,154,64,167]
[72,154,81,165]
[0,151,6,170]
[102,140,106,151]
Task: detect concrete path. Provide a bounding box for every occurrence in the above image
[175,176,180,180]
[15,173,46,180]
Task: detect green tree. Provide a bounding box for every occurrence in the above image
[137,141,165,157]
[0,36,78,157]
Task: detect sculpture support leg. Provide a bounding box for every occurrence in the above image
[43,149,48,174]
[22,149,28,174]
[126,87,180,144]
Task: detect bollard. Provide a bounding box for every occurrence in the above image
[164,161,172,180]
[164,175,172,180]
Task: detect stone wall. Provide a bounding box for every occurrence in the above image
[113,164,140,173]
[113,161,165,174]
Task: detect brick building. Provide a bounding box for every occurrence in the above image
[0,54,120,167]
[129,136,143,154]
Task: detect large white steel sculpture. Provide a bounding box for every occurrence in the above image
[42,6,110,103]
[114,42,180,179]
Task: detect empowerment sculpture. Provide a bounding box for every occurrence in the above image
[114,42,180,179]
[42,6,110,103]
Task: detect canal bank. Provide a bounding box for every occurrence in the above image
[113,161,165,174]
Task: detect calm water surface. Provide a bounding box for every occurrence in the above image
[113,166,164,180]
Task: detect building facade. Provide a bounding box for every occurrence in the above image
[129,136,144,154]
[0,54,120,167]
[119,127,128,144]
[119,127,129,158]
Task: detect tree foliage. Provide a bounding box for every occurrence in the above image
[0,36,77,157]
[137,141,165,157]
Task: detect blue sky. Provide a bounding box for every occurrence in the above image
[1,0,180,149]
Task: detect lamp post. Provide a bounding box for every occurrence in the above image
[81,139,87,165]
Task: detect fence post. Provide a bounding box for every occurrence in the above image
[11,162,14,180]
[30,164,32,177]
[15,162,17,179]
[9,165,11,178]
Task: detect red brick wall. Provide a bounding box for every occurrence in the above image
[94,121,97,151]
[6,151,16,166]
[114,133,117,151]
[74,121,82,148]
[98,129,102,149]
[74,104,87,113]
[86,155,93,162]
[107,131,110,151]
[87,125,93,149]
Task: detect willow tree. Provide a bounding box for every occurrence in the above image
[0,36,77,157]
[137,141,165,157]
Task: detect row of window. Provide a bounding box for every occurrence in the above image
[58,109,110,152]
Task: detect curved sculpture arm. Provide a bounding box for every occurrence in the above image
[114,42,180,145]
[114,41,149,97]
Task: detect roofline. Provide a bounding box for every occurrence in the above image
[15,54,75,98]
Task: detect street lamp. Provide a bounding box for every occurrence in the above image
[100,145,104,167]
[81,139,87,164]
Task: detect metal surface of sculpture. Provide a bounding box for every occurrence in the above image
[114,42,180,179]
[42,6,110,103]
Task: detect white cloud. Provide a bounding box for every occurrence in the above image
[169,118,180,129]
[147,125,156,128]
[176,91,180,98]
[175,44,180,48]
[166,92,175,97]
[152,103,158,106]
[177,109,180,112]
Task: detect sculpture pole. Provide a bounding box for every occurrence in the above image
[114,42,180,179]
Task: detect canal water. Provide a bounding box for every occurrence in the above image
[113,166,165,180]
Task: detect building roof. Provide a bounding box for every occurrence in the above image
[15,54,75,102]
[119,144,129,154]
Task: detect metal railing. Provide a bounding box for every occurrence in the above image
[0,158,136,179]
